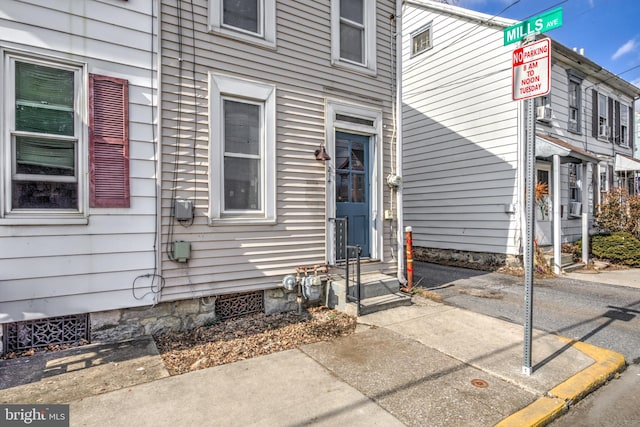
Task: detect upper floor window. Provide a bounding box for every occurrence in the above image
[331,0,377,74]
[209,73,276,224]
[411,23,432,56]
[209,0,276,47]
[619,103,629,146]
[593,91,611,140]
[568,79,581,133]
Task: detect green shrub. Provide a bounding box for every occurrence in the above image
[590,232,640,267]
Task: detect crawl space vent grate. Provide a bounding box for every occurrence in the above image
[215,291,264,319]
[3,314,90,355]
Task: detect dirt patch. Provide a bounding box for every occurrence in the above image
[154,306,357,376]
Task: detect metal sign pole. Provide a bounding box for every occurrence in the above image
[523,97,535,376]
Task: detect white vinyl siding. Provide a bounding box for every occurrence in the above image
[0,0,157,322]
[402,6,520,256]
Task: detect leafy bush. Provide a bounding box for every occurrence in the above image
[590,232,640,267]
[594,187,640,239]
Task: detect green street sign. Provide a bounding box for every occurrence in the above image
[503,7,563,46]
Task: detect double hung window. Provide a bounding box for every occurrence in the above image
[10,59,79,211]
[331,0,377,73]
[209,73,275,224]
[568,79,581,132]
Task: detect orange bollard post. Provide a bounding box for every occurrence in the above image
[401,226,413,293]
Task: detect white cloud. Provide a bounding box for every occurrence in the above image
[612,39,637,61]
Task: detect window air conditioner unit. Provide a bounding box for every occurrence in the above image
[599,125,610,138]
[568,201,582,217]
[536,106,552,121]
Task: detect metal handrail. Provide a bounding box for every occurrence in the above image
[329,217,362,315]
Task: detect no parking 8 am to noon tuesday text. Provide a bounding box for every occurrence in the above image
[512,38,550,101]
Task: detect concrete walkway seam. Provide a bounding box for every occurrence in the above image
[495,335,626,427]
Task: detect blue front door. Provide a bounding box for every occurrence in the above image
[335,132,370,257]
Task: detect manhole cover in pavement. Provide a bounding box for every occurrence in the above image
[471,379,489,388]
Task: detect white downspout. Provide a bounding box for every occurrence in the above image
[553,154,561,274]
[395,0,406,284]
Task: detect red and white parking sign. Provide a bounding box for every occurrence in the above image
[512,38,551,101]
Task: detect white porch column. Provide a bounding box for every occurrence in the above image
[582,162,589,264]
[553,154,561,274]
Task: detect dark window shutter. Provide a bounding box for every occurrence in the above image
[89,74,130,208]
[614,101,621,144]
[591,89,598,137]
[630,105,635,150]
[608,97,614,143]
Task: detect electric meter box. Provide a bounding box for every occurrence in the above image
[175,200,194,221]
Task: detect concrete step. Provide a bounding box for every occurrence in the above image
[543,253,574,268]
[562,262,585,273]
[325,273,411,316]
[344,292,412,317]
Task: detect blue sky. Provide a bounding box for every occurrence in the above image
[455,0,640,88]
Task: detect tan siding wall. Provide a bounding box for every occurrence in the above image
[160,0,397,300]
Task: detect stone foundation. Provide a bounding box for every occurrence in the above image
[90,287,319,344]
[91,298,218,343]
[2,287,320,354]
[413,246,522,270]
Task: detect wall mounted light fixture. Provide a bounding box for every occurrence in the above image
[314,145,331,161]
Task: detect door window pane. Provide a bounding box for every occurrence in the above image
[352,174,364,202]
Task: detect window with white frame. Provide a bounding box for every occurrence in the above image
[209,73,275,223]
[598,93,609,137]
[4,56,82,213]
[568,79,581,132]
[620,104,629,146]
[208,0,276,46]
[411,22,432,56]
[331,0,377,73]
[568,163,580,202]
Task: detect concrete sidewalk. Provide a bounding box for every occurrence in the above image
[0,297,624,427]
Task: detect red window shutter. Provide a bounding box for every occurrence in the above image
[89,74,130,208]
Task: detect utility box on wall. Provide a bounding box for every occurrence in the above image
[174,240,191,262]
[174,200,194,221]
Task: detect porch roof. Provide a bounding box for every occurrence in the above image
[535,134,599,164]
[614,153,640,172]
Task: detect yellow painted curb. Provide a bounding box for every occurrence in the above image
[495,396,565,427]
[495,336,626,427]
[551,336,626,403]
